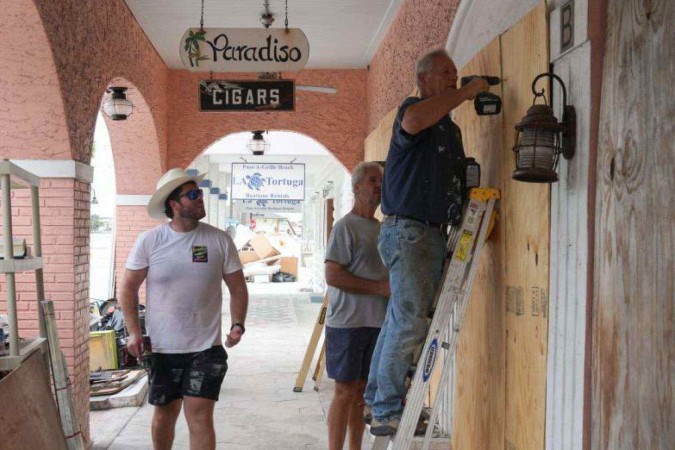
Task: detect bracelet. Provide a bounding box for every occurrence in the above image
[230,322,245,334]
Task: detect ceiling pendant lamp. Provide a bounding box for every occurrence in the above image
[102,87,134,121]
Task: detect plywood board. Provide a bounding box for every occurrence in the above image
[365,107,397,163]
[500,2,550,449]
[0,350,67,450]
[592,0,675,448]
[451,36,506,450]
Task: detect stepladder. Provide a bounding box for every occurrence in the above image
[293,293,329,392]
[371,188,500,450]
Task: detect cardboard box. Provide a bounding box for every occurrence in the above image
[249,234,280,260]
[238,250,260,265]
[280,256,298,277]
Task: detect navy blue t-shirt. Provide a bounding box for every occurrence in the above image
[381,97,467,225]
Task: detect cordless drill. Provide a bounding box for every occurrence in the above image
[460,75,502,115]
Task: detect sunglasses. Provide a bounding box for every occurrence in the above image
[178,188,204,201]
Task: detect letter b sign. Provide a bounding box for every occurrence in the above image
[560,1,574,53]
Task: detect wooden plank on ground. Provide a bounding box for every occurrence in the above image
[499,2,550,449]
[0,350,67,450]
[592,0,675,448]
[450,36,506,450]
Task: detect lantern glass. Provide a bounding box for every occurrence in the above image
[102,98,133,120]
[247,135,269,155]
[516,128,557,170]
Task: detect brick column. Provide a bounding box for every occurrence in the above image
[0,160,93,443]
[114,197,163,304]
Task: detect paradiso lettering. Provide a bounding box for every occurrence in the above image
[231,163,305,201]
[180,28,310,72]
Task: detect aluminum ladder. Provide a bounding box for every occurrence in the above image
[371,188,500,450]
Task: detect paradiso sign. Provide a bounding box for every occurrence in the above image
[231,163,305,201]
[180,28,310,72]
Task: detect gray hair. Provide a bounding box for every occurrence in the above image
[415,49,449,84]
[351,161,383,193]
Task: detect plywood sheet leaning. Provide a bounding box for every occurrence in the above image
[592,0,674,448]
[500,2,550,449]
[451,37,506,450]
[0,350,67,450]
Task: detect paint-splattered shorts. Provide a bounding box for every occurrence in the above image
[148,345,228,406]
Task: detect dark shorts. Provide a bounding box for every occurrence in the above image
[148,345,228,406]
[325,326,380,382]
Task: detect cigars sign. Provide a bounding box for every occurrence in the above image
[180,28,310,72]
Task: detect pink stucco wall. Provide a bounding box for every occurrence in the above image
[366,0,461,132]
[0,0,71,159]
[25,0,168,171]
[167,69,367,173]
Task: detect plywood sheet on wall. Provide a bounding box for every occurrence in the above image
[365,107,397,163]
[500,2,550,449]
[452,37,506,450]
[592,0,674,448]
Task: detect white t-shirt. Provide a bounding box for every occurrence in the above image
[126,222,243,353]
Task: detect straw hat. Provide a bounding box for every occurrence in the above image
[147,168,205,219]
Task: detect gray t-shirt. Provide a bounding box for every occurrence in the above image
[324,213,388,328]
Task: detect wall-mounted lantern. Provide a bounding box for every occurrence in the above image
[512,73,576,183]
[102,87,134,121]
[247,130,270,156]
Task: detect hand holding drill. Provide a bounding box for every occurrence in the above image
[460,75,503,115]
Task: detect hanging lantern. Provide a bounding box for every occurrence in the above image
[102,87,134,121]
[512,73,576,183]
[247,130,270,156]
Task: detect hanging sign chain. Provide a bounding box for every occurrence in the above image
[200,0,205,31]
[285,0,289,30]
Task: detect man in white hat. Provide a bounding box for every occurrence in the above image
[119,168,248,450]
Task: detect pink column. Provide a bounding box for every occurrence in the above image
[0,176,91,442]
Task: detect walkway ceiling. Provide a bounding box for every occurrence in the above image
[125,0,404,69]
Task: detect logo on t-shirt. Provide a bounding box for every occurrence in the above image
[192,246,208,263]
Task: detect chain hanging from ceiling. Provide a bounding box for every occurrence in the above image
[200,0,205,31]
[285,0,289,30]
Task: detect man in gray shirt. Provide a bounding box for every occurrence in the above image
[324,161,390,450]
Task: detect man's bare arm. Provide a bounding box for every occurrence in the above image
[325,261,390,298]
[119,268,148,357]
[223,269,248,348]
[401,79,489,135]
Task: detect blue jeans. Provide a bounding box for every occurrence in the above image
[364,218,446,421]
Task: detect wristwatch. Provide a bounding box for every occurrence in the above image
[230,322,246,334]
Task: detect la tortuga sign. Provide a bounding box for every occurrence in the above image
[181,28,309,72]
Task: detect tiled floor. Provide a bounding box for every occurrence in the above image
[90,283,373,449]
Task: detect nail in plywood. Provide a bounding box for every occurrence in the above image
[500,2,550,449]
[592,0,675,448]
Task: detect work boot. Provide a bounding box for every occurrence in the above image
[370,417,400,436]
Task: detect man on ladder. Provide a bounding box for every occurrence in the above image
[324,161,391,449]
[365,48,489,437]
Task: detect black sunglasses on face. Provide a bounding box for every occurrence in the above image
[178,188,204,201]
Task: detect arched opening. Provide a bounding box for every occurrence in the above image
[99,79,165,306]
[189,130,351,295]
[89,113,117,305]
